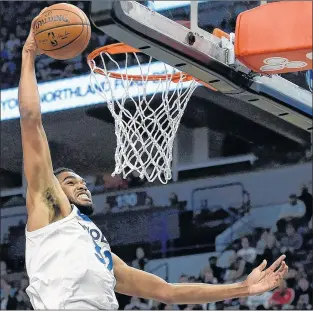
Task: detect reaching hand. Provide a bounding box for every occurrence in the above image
[244,255,288,296]
[23,8,47,56]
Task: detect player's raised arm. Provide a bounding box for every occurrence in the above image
[113,254,288,304]
[19,13,71,231]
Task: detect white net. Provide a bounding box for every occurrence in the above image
[88,48,197,184]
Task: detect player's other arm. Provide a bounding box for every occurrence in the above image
[113,254,288,304]
[20,13,71,230]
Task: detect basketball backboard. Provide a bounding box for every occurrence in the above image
[90,0,312,145]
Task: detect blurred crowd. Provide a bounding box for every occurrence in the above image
[1,182,312,310]
[0,1,108,89]
[119,185,312,310]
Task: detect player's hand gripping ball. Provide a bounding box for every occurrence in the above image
[34,3,91,60]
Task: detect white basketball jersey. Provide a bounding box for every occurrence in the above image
[25,206,119,310]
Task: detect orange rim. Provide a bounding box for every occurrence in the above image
[87,43,217,90]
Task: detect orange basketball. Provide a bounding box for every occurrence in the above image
[34,3,91,60]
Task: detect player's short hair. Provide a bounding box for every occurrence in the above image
[53,167,76,177]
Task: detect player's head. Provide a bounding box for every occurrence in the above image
[54,167,94,215]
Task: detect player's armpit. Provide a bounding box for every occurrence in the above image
[26,178,69,231]
[26,195,49,230]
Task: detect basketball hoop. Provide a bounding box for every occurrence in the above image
[87,43,199,184]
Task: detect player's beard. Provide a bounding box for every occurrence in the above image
[72,200,94,216]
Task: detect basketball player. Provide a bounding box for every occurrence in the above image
[19,12,288,310]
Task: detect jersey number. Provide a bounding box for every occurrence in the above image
[93,240,113,271]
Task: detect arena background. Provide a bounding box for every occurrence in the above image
[1,1,312,310]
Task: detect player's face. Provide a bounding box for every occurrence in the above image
[57,171,94,215]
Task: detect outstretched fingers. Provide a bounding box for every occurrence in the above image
[274,261,288,278]
[267,255,286,273]
[263,261,288,291]
[257,259,268,271]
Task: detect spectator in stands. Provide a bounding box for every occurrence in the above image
[256,229,279,265]
[246,291,272,310]
[64,53,83,71]
[236,190,251,216]
[223,254,246,283]
[3,281,19,310]
[293,277,312,310]
[298,184,312,225]
[131,247,148,271]
[208,256,224,283]
[36,61,52,81]
[0,41,9,61]
[0,26,8,42]
[256,229,277,254]
[279,194,306,219]
[16,25,28,43]
[294,263,309,282]
[201,256,224,283]
[0,261,7,278]
[63,64,76,78]
[278,222,303,253]
[285,264,299,289]
[0,261,10,309]
[1,278,10,310]
[124,297,149,310]
[237,236,257,264]
[6,33,20,55]
[1,53,17,76]
[269,279,295,307]
[16,276,32,309]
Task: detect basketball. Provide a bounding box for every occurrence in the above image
[34,3,91,60]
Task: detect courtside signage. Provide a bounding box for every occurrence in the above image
[1,62,191,121]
